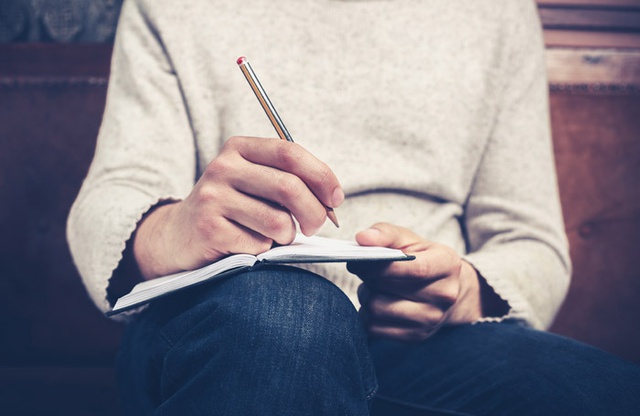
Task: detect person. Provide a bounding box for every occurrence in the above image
[67,0,640,414]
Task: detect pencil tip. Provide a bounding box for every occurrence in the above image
[327,208,340,228]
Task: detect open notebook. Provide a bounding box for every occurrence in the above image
[107,233,414,316]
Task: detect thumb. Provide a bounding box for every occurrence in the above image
[355,222,405,248]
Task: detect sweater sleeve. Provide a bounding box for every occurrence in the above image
[462,1,571,330]
[67,0,197,315]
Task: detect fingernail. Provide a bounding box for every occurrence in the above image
[332,187,345,207]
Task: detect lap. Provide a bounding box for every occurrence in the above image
[118,266,375,415]
[371,321,640,416]
[117,267,640,415]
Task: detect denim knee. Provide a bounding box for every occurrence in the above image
[215,267,361,350]
[139,266,376,415]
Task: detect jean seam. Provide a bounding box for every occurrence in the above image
[374,394,476,416]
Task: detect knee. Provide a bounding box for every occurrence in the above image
[148,267,376,412]
[147,266,370,375]
[218,267,362,352]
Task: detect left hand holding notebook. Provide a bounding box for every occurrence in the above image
[348,222,486,342]
[133,135,344,281]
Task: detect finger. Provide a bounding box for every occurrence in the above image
[365,292,445,328]
[358,287,442,342]
[217,221,274,256]
[187,170,296,245]
[365,276,460,309]
[388,245,461,280]
[221,190,297,245]
[347,260,392,280]
[360,296,445,341]
[358,290,443,342]
[355,223,403,248]
[357,283,371,307]
[365,322,442,342]
[185,215,273,269]
[363,276,426,297]
[229,161,329,235]
[227,136,344,209]
[353,244,461,283]
[348,223,418,278]
[348,255,428,282]
[355,222,425,249]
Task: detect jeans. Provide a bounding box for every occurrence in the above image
[117,266,640,415]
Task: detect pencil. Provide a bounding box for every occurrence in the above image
[237,56,340,228]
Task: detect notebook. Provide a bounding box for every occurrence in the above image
[107,233,414,316]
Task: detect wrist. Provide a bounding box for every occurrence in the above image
[454,260,510,322]
[449,260,484,323]
[133,201,180,280]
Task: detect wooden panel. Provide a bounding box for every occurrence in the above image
[538,0,640,7]
[537,0,640,48]
[549,92,640,364]
[544,44,640,364]
[539,8,640,31]
[544,29,640,48]
[546,48,640,85]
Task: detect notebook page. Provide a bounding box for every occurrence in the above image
[257,234,407,262]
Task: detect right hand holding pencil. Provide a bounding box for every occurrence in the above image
[132,135,344,280]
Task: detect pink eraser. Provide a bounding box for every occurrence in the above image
[236,56,247,66]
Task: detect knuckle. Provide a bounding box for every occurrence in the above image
[229,231,271,256]
[448,250,463,274]
[426,306,447,325]
[194,214,225,241]
[275,175,304,202]
[433,280,460,307]
[205,155,235,179]
[435,244,462,274]
[365,297,381,317]
[368,297,390,320]
[193,183,223,204]
[268,211,292,231]
[244,237,273,256]
[263,211,295,241]
[441,293,458,307]
[276,142,304,168]
[223,135,243,150]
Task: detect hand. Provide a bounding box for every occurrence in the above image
[133,136,344,279]
[348,223,484,342]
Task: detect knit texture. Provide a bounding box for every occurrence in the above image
[67,0,571,329]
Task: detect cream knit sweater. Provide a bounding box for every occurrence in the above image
[67,0,571,329]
